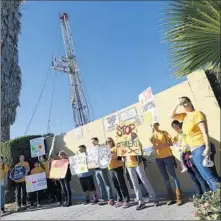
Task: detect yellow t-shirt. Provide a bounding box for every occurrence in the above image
[0,163,9,180]
[176,111,206,149]
[31,166,45,175]
[152,131,172,159]
[173,133,190,152]
[108,147,123,170]
[15,161,30,183]
[43,160,50,178]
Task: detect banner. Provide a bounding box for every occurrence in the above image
[25,172,47,193]
[119,107,137,122]
[104,114,120,132]
[49,159,69,179]
[69,153,88,175]
[10,165,27,181]
[30,137,46,158]
[86,146,100,169]
[142,147,155,163]
[98,145,111,169]
[139,87,158,125]
[116,122,142,156]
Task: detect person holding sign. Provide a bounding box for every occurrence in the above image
[30,161,45,208]
[15,155,30,209]
[0,156,9,214]
[106,138,130,208]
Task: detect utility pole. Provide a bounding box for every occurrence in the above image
[51,13,90,128]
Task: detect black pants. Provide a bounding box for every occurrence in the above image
[16,182,27,206]
[47,179,59,201]
[109,167,130,202]
[30,191,42,206]
[60,179,72,204]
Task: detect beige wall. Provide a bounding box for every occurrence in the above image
[46,70,220,196]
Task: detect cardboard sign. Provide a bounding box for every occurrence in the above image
[25,172,47,193]
[69,153,88,175]
[104,114,120,132]
[86,146,100,169]
[49,159,69,179]
[98,145,111,169]
[30,137,46,158]
[119,107,137,122]
[10,165,27,181]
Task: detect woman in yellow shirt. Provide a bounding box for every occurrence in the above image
[170,96,219,191]
[150,122,182,206]
[106,137,130,208]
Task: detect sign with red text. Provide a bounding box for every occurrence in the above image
[30,137,45,158]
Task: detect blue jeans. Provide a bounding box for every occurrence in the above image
[191,145,219,191]
[95,169,113,200]
[156,156,180,190]
[1,186,5,209]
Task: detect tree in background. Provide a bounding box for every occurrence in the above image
[162,0,221,105]
[1,0,23,142]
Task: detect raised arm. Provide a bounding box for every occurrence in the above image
[169,103,186,121]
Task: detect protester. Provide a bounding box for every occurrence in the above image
[171,120,209,197]
[170,97,219,191]
[78,145,99,205]
[150,122,182,206]
[15,155,30,209]
[0,156,9,214]
[30,161,45,208]
[58,151,72,207]
[91,137,114,206]
[106,137,130,208]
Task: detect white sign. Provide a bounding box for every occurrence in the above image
[86,146,100,169]
[142,147,155,163]
[98,145,111,169]
[75,127,83,140]
[25,172,47,193]
[30,137,46,158]
[104,114,120,132]
[69,153,88,175]
[120,107,137,122]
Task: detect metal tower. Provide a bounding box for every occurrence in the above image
[51,13,90,128]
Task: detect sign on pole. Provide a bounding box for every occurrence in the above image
[69,153,88,175]
[25,172,47,193]
[30,137,46,158]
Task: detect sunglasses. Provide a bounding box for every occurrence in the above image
[107,140,112,143]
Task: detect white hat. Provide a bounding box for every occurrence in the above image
[202,157,214,167]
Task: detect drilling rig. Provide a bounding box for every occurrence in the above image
[51,13,90,128]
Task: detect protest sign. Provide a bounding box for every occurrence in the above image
[86,146,100,169]
[25,172,47,193]
[30,137,46,158]
[75,127,83,140]
[98,145,111,169]
[10,165,27,181]
[142,147,155,162]
[49,159,69,179]
[104,114,119,132]
[69,153,88,175]
[119,107,137,122]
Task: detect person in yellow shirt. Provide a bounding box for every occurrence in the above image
[0,156,9,214]
[106,137,130,208]
[150,122,182,206]
[15,155,30,208]
[170,96,219,191]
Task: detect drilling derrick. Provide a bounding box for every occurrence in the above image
[51,13,90,127]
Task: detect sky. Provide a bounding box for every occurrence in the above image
[11,1,185,139]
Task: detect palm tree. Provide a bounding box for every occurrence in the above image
[1,0,22,142]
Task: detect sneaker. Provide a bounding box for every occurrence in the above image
[91,200,99,205]
[167,200,176,205]
[108,199,115,206]
[22,203,27,207]
[115,202,123,208]
[83,200,90,205]
[56,202,62,206]
[1,208,6,214]
[154,201,159,207]
[97,200,108,205]
[122,202,130,209]
[37,204,41,208]
[181,168,188,173]
[136,203,146,211]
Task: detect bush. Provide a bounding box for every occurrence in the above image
[193,185,221,220]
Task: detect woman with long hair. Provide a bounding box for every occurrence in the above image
[170,97,219,191]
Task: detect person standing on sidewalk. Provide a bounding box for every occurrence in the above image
[91,137,114,206]
[106,137,130,208]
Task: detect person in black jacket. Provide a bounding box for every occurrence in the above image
[58,151,72,207]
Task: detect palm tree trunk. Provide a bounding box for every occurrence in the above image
[1,125,10,143]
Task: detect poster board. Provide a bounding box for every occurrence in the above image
[86,146,100,169]
[142,147,155,163]
[119,107,137,122]
[69,153,88,175]
[10,165,27,181]
[25,172,47,193]
[49,159,69,179]
[75,127,83,140]
[104,114,119,132]
[30,137,46,158]
[98,145,111,169]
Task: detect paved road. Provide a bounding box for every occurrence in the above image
[2,200,195,220]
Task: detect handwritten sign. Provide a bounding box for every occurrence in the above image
[10,165,27,181]
[49,159,69,179]
[30,137,46,158]
[104,114,119,132]
[86,146,100,169]
[69,153,88,175]
[98,145,111,169]
[119,107,137,122]
[25,172,47,193]
[142,147,155,163]
[116,123,142,156]
[139,87,158,125]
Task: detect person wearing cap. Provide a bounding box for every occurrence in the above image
[150,121,182,206]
